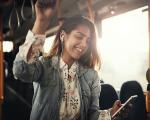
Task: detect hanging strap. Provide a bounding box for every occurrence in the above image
[8,0,21,30]
[21,0,35,20]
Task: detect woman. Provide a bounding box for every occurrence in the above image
[13,1,121,120]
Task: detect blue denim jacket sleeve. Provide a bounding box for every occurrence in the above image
[87,70,111,120]
[13,30,46,83]
[86,70,101,120]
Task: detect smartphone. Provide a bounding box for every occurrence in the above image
[112,95,138,119]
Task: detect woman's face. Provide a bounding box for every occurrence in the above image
[61,24,91,64]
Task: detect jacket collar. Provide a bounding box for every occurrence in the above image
[51,56,88,77]
[51,56,60,70]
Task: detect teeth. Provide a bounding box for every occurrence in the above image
[76,48,82,52]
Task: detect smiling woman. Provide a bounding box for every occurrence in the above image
[47,15,100,68]
[12,1,123,120]
[59,24,91,67]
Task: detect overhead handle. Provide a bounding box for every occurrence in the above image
[21,0,35,20]
[8,0,21,31]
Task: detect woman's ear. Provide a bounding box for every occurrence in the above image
[60,30,66,42]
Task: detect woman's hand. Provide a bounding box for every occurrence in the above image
[110,100,133,120]
[32,0,56,34]
[110,100,122,116]
[35,0,55,23]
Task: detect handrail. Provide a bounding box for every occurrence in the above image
[0,7,4,120]
[0,7,4,102]
[148,0,150,68]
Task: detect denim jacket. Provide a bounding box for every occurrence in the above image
[13,31,110,120]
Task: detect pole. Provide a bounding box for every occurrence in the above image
[0,8,4,120]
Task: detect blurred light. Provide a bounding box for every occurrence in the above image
[98,6,148,91]
[43,35,55,53]
[3,41,13,52]
[110,10,115,15]
[4,61,8,78]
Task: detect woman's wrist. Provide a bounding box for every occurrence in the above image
[32,19,50,34]
[109,108,115,117]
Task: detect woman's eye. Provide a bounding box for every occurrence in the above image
[76,36,83,40]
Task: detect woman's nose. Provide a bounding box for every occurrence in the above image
[81,39,88,48]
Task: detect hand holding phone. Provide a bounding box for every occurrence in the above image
[112,95,138,120]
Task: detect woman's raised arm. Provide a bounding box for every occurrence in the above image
[32,0,56,34]
[13,1,56,83]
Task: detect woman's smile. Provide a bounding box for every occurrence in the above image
[61,25,91,65]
